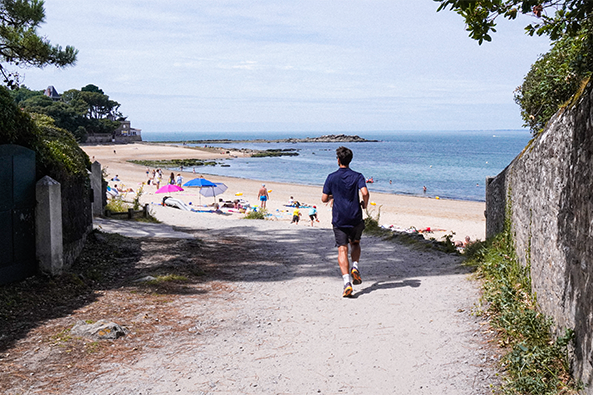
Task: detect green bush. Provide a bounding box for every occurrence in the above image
[243,209,267,219]
[0,86,90,182]
[515,23,593,134]
[363,205,388,236]
[105,196,129,213]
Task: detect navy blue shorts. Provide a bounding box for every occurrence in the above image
[333,221,365,247]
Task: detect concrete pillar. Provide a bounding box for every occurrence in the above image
[91,161,103,216]
[36,176,63,275]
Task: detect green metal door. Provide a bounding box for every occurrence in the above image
[0,144,36,284]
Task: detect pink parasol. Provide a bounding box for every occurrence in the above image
[155,184,184,194]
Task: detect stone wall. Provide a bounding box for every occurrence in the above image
[85,134,142,144]
[60,176,93,270]
[486,83,593,390]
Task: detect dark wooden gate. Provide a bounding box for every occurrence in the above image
[0,144,36,285]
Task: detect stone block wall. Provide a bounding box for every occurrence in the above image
[60,175,93,269]
[486,84,593,390]
[85,134,142,144]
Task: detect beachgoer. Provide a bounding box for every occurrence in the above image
[258,184,269,209]
[423,186,427,193]
[463,236,471,247]
[111,175,120,181]
[113,149,116,154]
[309,205,320,226]
[288,196,295,206]
[176,173,183,186]
[291,204,301,224]
[322,146,369,298]
[169,172,175,185]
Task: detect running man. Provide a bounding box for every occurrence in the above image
[322,146,369,297]
[258,184,269,209]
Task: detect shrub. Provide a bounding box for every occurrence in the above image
[243,208,267,220]
[105,196,128,213]
[515,23,593,134]
[363,205,387,236]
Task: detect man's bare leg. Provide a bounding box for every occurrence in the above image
[338,245,350,275]
[350,241,361,263]
[338,245,353,297]
[350,241,362,284]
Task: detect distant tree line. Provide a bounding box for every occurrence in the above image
[10,84,123,143]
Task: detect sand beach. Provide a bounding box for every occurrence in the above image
[83,142,486,243]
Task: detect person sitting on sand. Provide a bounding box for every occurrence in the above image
[288,196,295,206]
[114,184,134,193]
[455,236,472,248]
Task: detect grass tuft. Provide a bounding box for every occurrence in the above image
[144,274,189,285]
[105,196,128,213]
[243,209,267,220]
[466,226,581,394]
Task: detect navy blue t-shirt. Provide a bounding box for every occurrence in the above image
[323,167,367,228]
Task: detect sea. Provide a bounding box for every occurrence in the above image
[142,130,532,202]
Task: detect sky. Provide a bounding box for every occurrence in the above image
[20,1,551,134]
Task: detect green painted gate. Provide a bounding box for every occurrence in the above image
[0,144,37,285]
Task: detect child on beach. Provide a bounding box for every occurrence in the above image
[309,205,319,226]
[291,204,301,224]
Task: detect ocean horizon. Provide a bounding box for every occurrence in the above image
[141,130,532,202]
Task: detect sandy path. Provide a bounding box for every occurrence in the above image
[73,206,499,394]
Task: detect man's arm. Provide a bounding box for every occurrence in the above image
[321,193,332,203]
[360,186,369,209]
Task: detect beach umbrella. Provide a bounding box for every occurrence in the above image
[155,184,184,194]
[183,177,218,204]
[183,177,217,188]
[199,183,228,202]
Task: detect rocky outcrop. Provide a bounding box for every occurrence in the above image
[280,134,377,143]
[164,134,378,145]
[486,83,593,390]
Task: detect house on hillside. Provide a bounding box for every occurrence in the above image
[85,116,142,144]
[44,86,60,101]
[113,118,142,140]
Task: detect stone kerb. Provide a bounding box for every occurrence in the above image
[36,175,63,276]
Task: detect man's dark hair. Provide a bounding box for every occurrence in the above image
[336,146,353,166]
